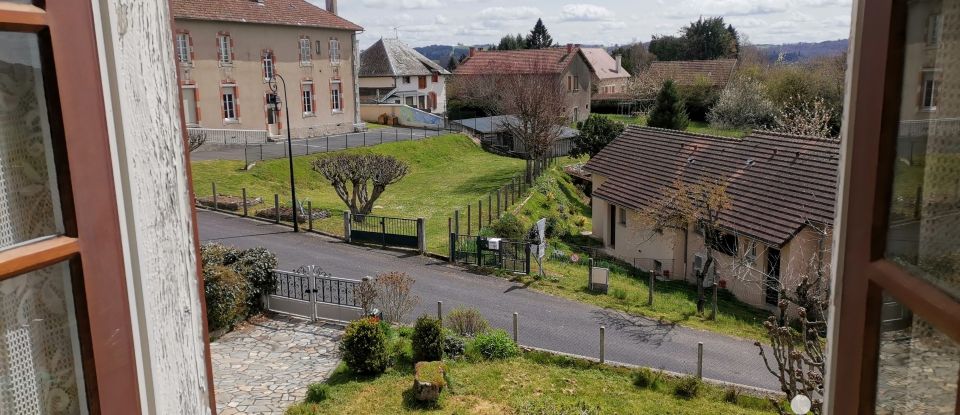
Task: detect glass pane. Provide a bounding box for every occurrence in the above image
[0,32,63,251]
[0,262,86,414]
[875,300,959,414]
[887,0,960,300]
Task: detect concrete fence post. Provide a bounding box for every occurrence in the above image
[416,218,426,254]
[437,301,443,322]
[454,210,460,235]
[242,188,248,217]
[513,312,519,343]
[307,201,314,231]
[274,194,280,224]
[343,211,352,242]
[600,326,606,364]
[697,342,704,379]
[467,204,472,235]
[449,232,456,263]
[496,190,501,218]
[212,183,217,211]
[588,258,594,289]
[648,273,655,306]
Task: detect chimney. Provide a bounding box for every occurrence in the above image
[325,0,338,15]
[469,47,477,57]
[615,54,622,73]
[566,43,573,54]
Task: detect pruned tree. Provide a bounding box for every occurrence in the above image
[373,271,420,324]
[312,154,409,215]
[355,277,378,317]
[639,178,731,316]
[187,129,207,152]
[571,114,625,158]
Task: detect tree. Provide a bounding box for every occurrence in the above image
[707,76,776,130]
[312,154,409,215]
[649,17,739,61]
[677,76,720,122]
[648,35,687,61]
[373,271,420,324]
[647,80,689,131]
[611,43,654,75]
[571,114,626,158]
[525,18,554,49]
[447,55,458,71]
[640,178,731,315]
[497,33,525,50]
[498,69,569,176]
[772,96,835,138]
[187,129,207,152]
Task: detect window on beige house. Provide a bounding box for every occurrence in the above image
[262,51,274,81]
[329,37,340,64]
[299,37,311,64]
[176,32,191,63]
[573,75,580,92]
[301,81,314,115]
[221,85,237,121]
[330,79,342,112]
[217,33,232,65]
[618,207,626,225]
[927,13,943,46]
[921,69,939,111]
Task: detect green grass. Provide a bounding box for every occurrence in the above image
[285,350,776,414]
[365,123,390,130]
[509,167,771,342]
[191,134,525,253]
[599,114,749,138]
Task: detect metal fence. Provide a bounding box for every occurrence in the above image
[346,213,424,251]
[269,269,362,322]
[451,234,530,274]
[189,127,269,145]
[241,126,459,165]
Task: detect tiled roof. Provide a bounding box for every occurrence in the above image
[171,0,363,31]
[360,39,449,77]
[646,59,738,87]
[581,48,631,80]
[454,47,583,75]
[584,126,840,246]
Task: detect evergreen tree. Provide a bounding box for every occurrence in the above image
[682,17,737,60]
[571,114,626,158]
[524,18,554,49]
[447,55,458,70]
[647,80,690,131]
[648,35,687,61]
[497,33,526,50]
[726,24,740,57]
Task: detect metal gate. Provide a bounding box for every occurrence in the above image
[451,235,530,274]
[267,267,363,323]
[347,213,424,251]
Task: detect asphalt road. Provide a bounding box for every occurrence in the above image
[198,210,780,391]
[191,127,446,161]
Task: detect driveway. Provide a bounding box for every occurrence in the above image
[198,210,780,391]
[192,127,446,161]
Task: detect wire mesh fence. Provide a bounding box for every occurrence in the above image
[242,126,459,164]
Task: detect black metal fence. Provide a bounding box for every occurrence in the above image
[451,234,530,274]
[242,126,460,165]
[272,269,360,307]
[347,213,423,251]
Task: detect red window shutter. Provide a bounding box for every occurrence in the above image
[194,88,201,122]
[229,35,235,61]
[188,33,194,61]
[311,82,316,110]
[418,76,427,89]
[234,85,240,119]
[432,73,439,82]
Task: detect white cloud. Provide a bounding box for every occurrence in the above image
[664,0,788,18]
[560,4,615,21]
[600,21,628,31]
[478,6,542,21]
[435,14,449,24]
[360,0,442,9]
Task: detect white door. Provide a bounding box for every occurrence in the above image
[182,88,197,125]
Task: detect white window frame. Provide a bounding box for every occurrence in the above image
[927,13,943,46]
[262,51,274,82]
[330,79,342,112]
[573,75,580,92]
[302,81,314,115]
[218,34,232,65]
[329,38,341,64]
[176,33,190,64]
[222,85,238,122]
[299,38,312,65]
[921,69,939,111]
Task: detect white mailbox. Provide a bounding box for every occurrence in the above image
[487,238,501,250]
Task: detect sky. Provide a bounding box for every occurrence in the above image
[309,0,854,49]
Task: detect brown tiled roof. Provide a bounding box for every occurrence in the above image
[584,126,840,246]
[454,47,583,75]
[581,47,631,80]
[171,0,363,31]
[646,59,738,87]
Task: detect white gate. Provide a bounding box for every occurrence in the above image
[267,268,363,323]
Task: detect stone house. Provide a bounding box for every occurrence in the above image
[359,38,450,114]
[453,44,593,123]
[171,0,363,140]
[584,126,840,310]
[581,47,631,96]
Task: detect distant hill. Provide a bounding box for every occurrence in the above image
[415,44,488,68]
[755,39,848,63]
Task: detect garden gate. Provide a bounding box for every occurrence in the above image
[266,266,363,323]
[450,234,530,274]
[345,213,425,252]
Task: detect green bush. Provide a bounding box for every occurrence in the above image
[234,247,278,313]
[305,383,330,403]
[571,114,626,158]
[489,213,526,240]
[411,315,444,362]
[673,376,702,399]
[445,307,490,337]
[472,329,520,360]
[678,78,720,122]
[611,287,628,301]
[442,336,466,359]
[203,264,249,333]
[632,368,663,389]
[340,318,389,374]
[647,80,690,131]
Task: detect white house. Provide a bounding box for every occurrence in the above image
[358,38,450,114]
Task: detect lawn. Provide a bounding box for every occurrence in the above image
[506,168,772,342]
[286,350,776,415]
[191,134,525,253]
[599,113,749,138]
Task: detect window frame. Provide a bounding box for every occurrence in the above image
[927,13,943,46]
[301,80,314,116]
[217,32,233,65]
[262,49,274,82]
[827,0,960,413]
[221,84,238,122]
[329,37,340,64]
[176,31,191,64]
[0,2,145,412]
[920,69,938,111]
[330,79,342,112]
[299,36,311,65]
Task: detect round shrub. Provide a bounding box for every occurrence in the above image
[445,307,489,337]
[489,213,525,240]
[340,318,389,374]
[442,336,466,359]
[200,243,240,267]
[673,376,702,399]
[472,329,520,360]
[632,368,663,389]
[305,383,330,403]
[411,315,444,362]
[234,247,278,313]
[203,264,249,333]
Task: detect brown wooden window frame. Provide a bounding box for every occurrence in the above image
[0,1,142,412]
[830,0,960,413]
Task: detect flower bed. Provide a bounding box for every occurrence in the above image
[196,194,262,211]
[254,206,330,223]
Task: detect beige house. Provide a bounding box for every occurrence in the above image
[453,45,593,123]
[171,0,363,140]
[359,38,450,114]
[584,127,840,310]
[581,47,631,96]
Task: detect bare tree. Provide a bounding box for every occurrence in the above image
[498,70,569,176]
[625,68,668,103]
[312,154,409,215]
[187,129,207,152]
[639,177,731,316]
[354,277,378,317]
[373,272,420,324]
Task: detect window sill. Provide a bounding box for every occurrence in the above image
[219,62,234,68]
[179,61,194,68]
[223,119,240,125]
[331,110,344,115]
[186,123,201,128]
[303,113,316,118]
[300,62,313,68]
[920,107,938,113]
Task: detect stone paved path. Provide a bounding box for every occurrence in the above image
[211,315,342,415]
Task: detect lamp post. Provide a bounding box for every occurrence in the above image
[268,72,299,232]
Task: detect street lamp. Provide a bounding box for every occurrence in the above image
[268,72,299,232]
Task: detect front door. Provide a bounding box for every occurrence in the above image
[182,87,198,125]
[266,93,280,136]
